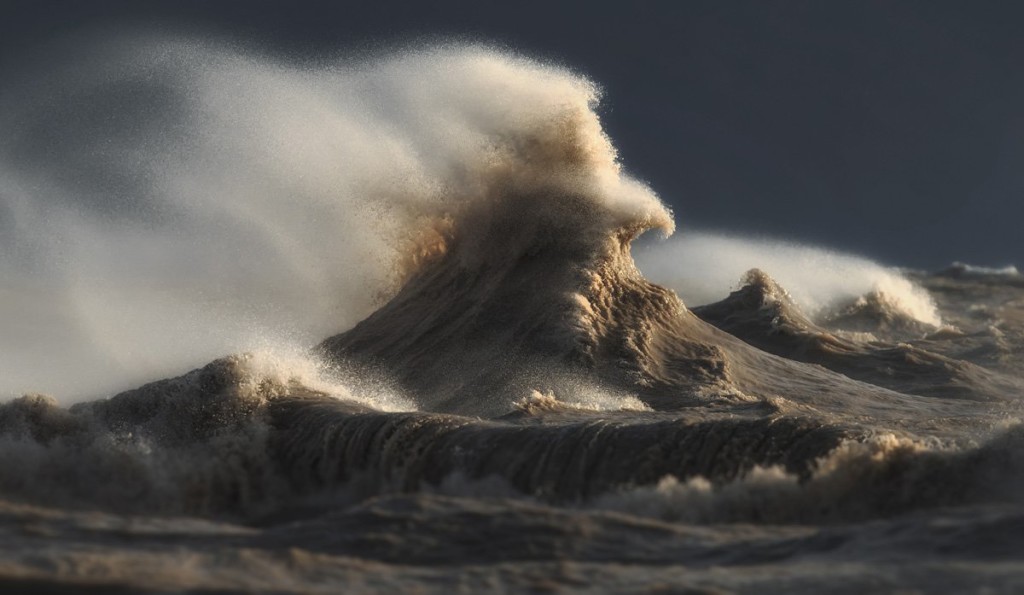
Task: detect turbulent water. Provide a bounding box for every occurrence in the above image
[2,38,1023,593]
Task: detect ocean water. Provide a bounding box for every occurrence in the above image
[2,38,1023,593]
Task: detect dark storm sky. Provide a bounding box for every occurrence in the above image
[3,0,1022,269]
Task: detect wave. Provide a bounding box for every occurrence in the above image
[936,262,1022,279]
[3,355,1021,526]
[692,269,1024,402]
[0,36,666,401]
[594,423,1024,524]
[313,182,980,422]
[0,353,851,516]
[635,231,942,328]
[0,352,410,516]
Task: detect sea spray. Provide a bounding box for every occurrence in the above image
[0,38,667,400]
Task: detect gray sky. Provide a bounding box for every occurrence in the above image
[3,0,1022,268]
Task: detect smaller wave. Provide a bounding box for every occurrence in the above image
[692,269,1023,402]
[817,289,940,339]
[592,424,1024,524]
[635,231,941,328]
[937,262,1021,278]
[0,351,411,517]
[235,348,417,413]
[512,389,651,415]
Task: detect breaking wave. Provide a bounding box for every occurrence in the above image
[635,231,942,328]
[2,355,1021,525]
[594,423,1024,524]
[0,36,668,401]
[938,262,1022,279]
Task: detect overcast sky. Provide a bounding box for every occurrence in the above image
[3,0,1022,268]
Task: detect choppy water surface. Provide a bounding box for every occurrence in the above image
[2,38,1023,593]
